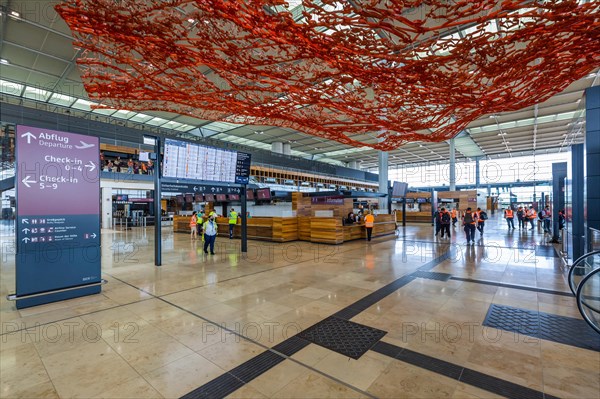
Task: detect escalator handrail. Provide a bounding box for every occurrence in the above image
[568,250,600,295]
[575,267,600,335]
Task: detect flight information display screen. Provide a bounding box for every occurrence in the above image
[162,138,251,184]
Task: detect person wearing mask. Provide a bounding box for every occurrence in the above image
[517,206,525,229]
[190,211,198,239]
[504,207,515,230]
[364,211,375,242]
[451,208,458,227]
[433,206,442,236]
[439,207,451,238]
[527,206,537,230]
[463,207,478,244]
[203,214,218,254]
[540,205,551,233]
[476,207,487,235]
[228,208,238,239]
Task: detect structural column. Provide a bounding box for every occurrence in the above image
[271,142,283,154]
[282,143,291,155]
[348,161,359,169]
[585,85,600,237]
[378,151,388,212]
[449,138,456,191]
[571,144,585,259]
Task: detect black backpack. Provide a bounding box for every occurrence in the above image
[480,211,488,220]
[441,212,451,224]
[463,212,473,224]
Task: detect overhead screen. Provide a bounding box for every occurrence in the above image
[391,182,408,198]
[163,138,252,184]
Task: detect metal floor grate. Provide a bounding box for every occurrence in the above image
[298,316,387,359]
[483,304,600,351]
[411,270,452,281]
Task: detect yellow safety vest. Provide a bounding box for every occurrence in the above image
[229,211,238,224]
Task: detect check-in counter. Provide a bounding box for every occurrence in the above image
[215,217,298,242]
[395,211,432,223]
[175,214,395,244]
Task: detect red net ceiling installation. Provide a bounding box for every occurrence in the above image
[56,0,600,151]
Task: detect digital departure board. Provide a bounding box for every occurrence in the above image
[162,138,252,184]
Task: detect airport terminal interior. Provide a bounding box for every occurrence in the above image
[1,1,600,398]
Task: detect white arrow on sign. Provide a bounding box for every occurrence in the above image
[84,161,96,172]
[22,237,30,243]
[22,228,30,234]
[22,176,36,188]
[22,219,29,224]
[91,233,97,238]
[21,132,37,144]
[211,187,215,192]
[75,141,95,149]
[193,186,198,192]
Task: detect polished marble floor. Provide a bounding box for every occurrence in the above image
[0,215,598,398]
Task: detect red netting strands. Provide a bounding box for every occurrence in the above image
[56,0,600,150]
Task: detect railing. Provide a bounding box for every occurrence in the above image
[568,241,600,334]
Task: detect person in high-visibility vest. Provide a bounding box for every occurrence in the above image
[190,211,198,239]
[228,208,238,239]
[451,208,458,227]
[527,206,537,230]
[462,207,478,244]
[504,207,515,230]
[197,211,204,240]
[364,211,375,242]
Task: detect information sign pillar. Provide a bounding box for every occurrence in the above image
[153,136,162,266]
[13,125,102,308]
[241,184,248,253]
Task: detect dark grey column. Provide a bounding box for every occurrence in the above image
[585,85,600,237]
[449,138,456,191]
[551,162,567,243]
[572,144,585,260]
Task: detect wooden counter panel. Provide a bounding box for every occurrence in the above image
[173,215,192,233]
[272,217,298,242]
[310,218,343,244]
[343,225,363,241]
[395,212,432,223]
[298,217,311,241]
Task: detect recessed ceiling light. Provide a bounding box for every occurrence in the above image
[187,18,196,23]
[0,59,9,65]
[9,10,20,18]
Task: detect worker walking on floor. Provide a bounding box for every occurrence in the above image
[504,207,515,230]
[439,207,451,238]
[527,206,537,230]
[364,211,375,242]
[476,207,487,236]
[463,207,478,244]
[228,208,238,239]
[451,208,458,227]
[517,206,525,229]
[203,214,218,254]
[433,206,442,236]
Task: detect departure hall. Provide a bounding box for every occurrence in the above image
[0,1,599,398]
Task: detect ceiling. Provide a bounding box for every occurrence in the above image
[0,0,597,171]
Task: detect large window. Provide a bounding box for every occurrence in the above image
[388,152,570,188]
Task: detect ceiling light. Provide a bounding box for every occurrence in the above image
[9,10,20,18]
[187,18,196,23]
[0,59,9,65]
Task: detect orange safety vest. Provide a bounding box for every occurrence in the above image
[451,209,457,218]
[190,215,197,227]
[505,209,513,218]
[529,209,537,219]
[365,214,375,228]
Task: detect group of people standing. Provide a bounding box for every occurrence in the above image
[189,208,240,254]
[434,206,488,244]
[503,205,564,233]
